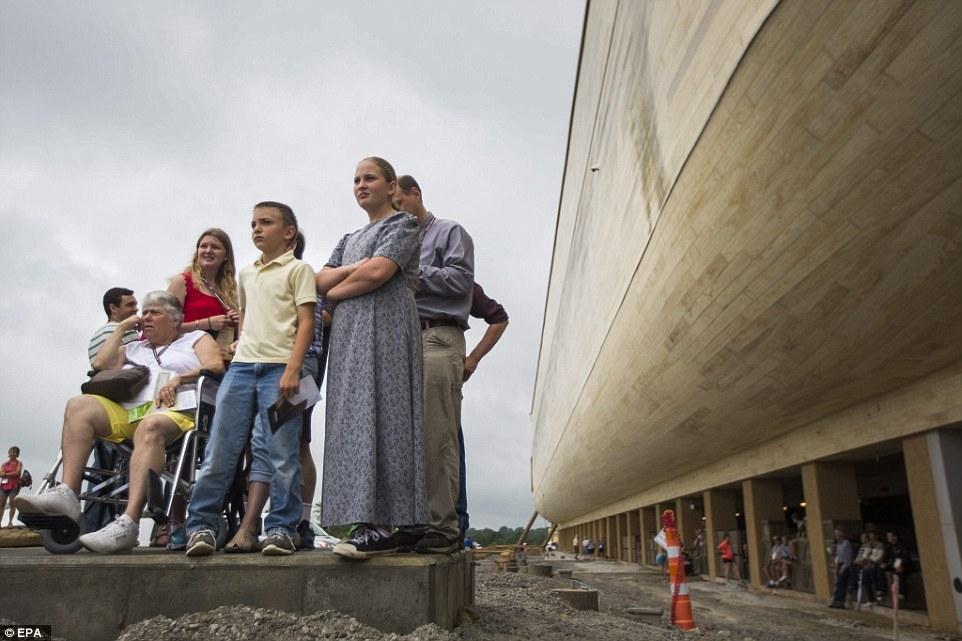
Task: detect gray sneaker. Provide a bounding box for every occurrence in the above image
[262,530,296,556]
[79,514,139,554]
[15,484,81,523]
[185,529,217,557]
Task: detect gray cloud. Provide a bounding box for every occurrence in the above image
[0,1,583,528]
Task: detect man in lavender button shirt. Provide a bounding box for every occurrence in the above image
[394,175,474,553]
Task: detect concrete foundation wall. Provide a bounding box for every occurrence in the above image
[0,551,471,641]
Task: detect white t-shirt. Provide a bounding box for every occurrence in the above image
[125,330,206,374]
[122,330,206,410]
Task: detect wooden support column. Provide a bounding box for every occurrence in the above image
[802,462,861,603]
[622,513,630,560]
[904,431,962,633]
[596,519,603,559]
[544,523,557,551]
[613,515,618,560]
[639,507,655,565]
[604,516,612,559]
[598,516,611,558]
[704,489,738,578]
[656,503,670,529]
[742,478,784,588]
[626,510,636,563]
[615,513,623,561]
[624,513,631,561]
[597,518,603,559]
[675,497,701,550]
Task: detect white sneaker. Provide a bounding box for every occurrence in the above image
[79,515,139,554]
[15,484,81,523]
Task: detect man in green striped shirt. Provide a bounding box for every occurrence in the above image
[87,287,140,367]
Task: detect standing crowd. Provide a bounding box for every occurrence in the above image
[16,157,509,558]
[830,527,915,609]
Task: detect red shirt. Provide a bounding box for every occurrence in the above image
[1,460,20,491]
[718,538,734,561]
[182,272,225,323]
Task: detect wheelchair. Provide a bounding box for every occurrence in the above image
[22,371,247,554]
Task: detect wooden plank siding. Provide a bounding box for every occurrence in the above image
[532,0,962,523]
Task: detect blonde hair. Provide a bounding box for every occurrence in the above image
[186,228,239,310]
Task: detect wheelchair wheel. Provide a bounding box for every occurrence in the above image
[39,521,82,555]
[36,497,121,554]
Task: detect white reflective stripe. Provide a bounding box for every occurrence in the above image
[667,547,680,558]
[672,582,690,596]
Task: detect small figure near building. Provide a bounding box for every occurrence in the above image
[0,447,23,527]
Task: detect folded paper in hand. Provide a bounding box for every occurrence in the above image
[123,368,197,412]
[268,375,320,433]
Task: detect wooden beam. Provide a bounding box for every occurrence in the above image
[516,511,539,547]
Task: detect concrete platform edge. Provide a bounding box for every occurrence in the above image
[0,550,472,641]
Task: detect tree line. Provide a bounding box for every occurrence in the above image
[466,526,549,547]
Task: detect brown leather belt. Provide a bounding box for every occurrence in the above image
[419,318,462,330]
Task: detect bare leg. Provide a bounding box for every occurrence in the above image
[7,496,16,526]
[299,440,316,508]
[61,396,113,493]
[227,480,269,544]
[124,416,181,521]
[0,496,7,526]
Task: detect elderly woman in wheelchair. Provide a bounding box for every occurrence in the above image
[17,290,223,553]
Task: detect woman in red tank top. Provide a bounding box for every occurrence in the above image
[161,228,239,548]
[168,228,240,340]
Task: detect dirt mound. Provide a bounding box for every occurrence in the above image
[116,606,456,641]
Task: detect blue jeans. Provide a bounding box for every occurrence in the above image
[456,424,469,540]
[833,565,852,604]
[249,357,318,481]
[187,362,302,536]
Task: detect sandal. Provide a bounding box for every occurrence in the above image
[150,522,169,548]
[224,529,260,553]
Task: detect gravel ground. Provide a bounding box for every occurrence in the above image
[116,607,455,641]
[107,556,956,641]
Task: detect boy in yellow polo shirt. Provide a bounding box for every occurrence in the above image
[186,201,315,557]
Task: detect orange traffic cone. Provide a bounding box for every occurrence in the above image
[663,509,696,631]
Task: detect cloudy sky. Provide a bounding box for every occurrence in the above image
[0,2,583,529]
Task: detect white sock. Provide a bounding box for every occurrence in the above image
[301,503,312,521]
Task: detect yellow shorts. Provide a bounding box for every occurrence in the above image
[89,395,195,444]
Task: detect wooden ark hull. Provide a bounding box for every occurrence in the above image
[531,0,962,525]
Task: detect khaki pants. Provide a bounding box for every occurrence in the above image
[422,325,465,539]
